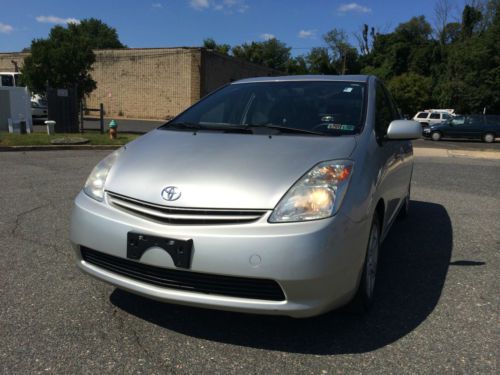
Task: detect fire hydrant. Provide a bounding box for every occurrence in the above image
[108,119,118,139]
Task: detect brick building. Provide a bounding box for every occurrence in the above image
[0,48,277,120]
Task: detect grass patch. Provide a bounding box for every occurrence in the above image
[0,131,140,146]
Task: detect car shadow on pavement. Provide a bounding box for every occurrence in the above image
[110,200,452,355]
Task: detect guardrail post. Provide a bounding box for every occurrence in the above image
[99,103,104,134]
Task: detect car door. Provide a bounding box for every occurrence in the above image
[447,116,477,139]
[465,116,486,139]
[374,81,405,229]
[428,112,441,125]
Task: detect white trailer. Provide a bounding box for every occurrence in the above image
[0,86,33,133]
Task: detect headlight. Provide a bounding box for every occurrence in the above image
[269,160,353,223]
[83,148,124,201]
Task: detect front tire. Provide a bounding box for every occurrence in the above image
[483,133,495,143]
[431,131,442,141]
[349,214,381,312]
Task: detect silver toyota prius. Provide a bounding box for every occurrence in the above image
[70,75,421,318]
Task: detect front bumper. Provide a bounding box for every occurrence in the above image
[70,191,370,317]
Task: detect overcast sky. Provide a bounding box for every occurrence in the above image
[0,0,465,53]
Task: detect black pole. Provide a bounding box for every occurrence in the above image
[99,103,104,134]
[80,101,84,133]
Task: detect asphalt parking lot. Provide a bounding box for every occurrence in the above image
[0,150,498,374]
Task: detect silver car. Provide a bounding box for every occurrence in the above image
[70,75,421,318]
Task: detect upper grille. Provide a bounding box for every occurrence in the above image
[81,247,286,301]
[106,191,268,225]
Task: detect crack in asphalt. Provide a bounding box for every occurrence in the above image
[8,200,73,259]
[10,203,52,237]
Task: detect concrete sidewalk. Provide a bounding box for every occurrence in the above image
[414,147,500,159]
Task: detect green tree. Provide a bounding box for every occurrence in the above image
[461,5,483,39]
[306,47,336,74]
[387,73,433,116]
[437,2,500,113]
[75,18,125,49]
[21,23,97,100]
[232,38,291,71]
[323,28,359,74]
[285,55,308,75]
[203,38,231,55]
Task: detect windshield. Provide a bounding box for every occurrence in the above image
[163,81,366,136]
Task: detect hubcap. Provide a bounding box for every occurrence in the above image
[432,132,440,141]
[485,134,493,142]
[366,224,379,298]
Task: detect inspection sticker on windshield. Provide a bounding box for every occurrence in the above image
[341,124,355,131]
[343,87,353,93]
[327,123,342,130]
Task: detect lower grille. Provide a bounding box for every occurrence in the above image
[81,247,285,301]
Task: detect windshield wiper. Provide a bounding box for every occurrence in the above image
[163,121,203,130]
[164,122,250,131]
[245,123,324,135]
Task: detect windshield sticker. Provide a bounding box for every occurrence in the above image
[327,123,342,130]
[343,87,353,93]
[340,124,355,131]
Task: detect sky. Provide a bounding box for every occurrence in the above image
[0,0,463,53]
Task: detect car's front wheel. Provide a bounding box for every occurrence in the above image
[349,214,381,312]
[431,131,442,141]
[483,133,495,143]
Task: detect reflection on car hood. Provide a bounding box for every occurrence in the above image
[106,129,357,209]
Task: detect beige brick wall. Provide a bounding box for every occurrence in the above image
[87,48,196,120]
[0,52,27,72]
[201,50,278,97]
[0,48,278,120]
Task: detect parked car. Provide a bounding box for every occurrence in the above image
[423,115,499,142]
[0,71,21,87]
[413,110,454,127]
[70,75,421,318]
[30,94,48,123]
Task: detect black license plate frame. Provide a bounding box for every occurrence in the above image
[127,232,193,269]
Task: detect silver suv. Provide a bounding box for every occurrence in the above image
[413,111,453,126]
[70,75,421,317]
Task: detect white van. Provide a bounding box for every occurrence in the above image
[0,72,48,122]
[0,72,21,87]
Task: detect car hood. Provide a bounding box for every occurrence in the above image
[106,129,357,209]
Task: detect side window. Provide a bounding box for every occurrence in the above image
[429,113,440,119]
[442,113,450,120]
[375,82,394,140]
[417,112,428,119]
[451,117,465,125]
[1,74,14,87]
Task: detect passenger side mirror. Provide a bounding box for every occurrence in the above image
[386,120,421,140]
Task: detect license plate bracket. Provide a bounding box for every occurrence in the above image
[127,232,193,269]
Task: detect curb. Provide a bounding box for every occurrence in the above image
[414,147,500,160]
[0,145,122,152]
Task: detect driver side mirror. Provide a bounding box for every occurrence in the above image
[386,120,421,140]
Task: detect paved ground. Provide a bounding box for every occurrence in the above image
[32,118,500,151]
[0,151,498,374]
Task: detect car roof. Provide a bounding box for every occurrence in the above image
[232,75,371,84]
